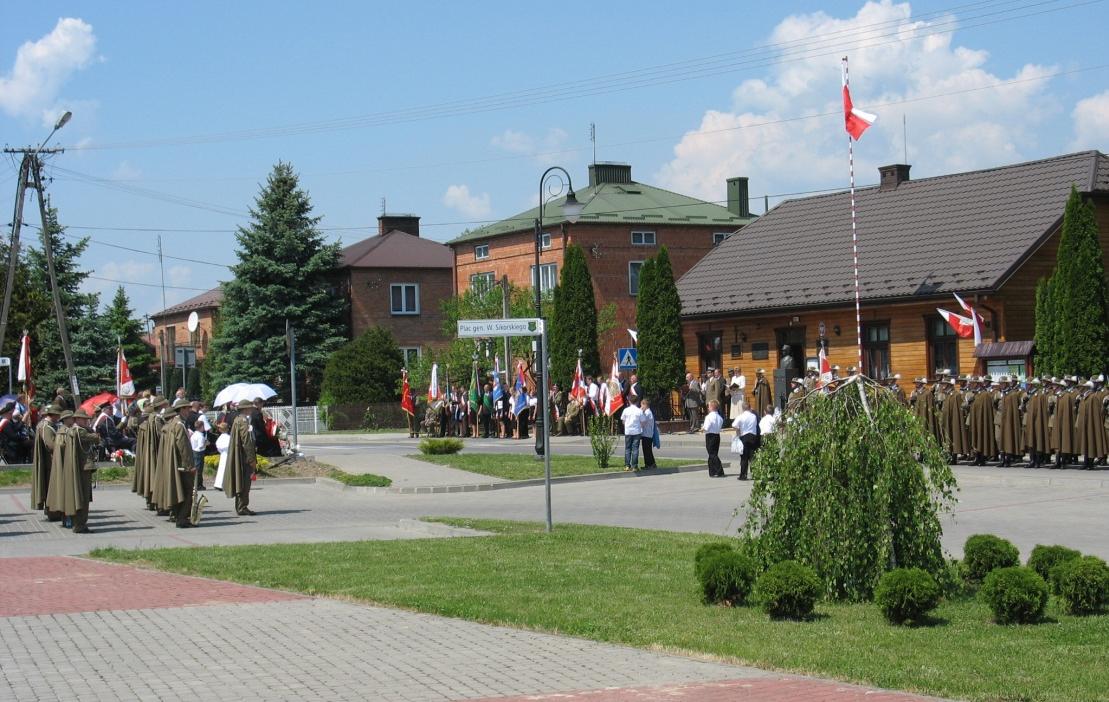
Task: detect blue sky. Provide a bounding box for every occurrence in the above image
[2,1,1108,318]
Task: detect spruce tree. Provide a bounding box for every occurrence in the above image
[207,162,347,402]
[0,241,50,364]
[1052,187,1109,376]
[548,243,600,386]
[640,247,685,409]
[1033,277,1056,376]
[104,286,158,392]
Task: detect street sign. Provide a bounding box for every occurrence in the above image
[617,347,638,370]
[0,357,9,367]
[458,318,544,338]
[175,346,196,367]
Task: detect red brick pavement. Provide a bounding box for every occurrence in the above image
[0,556,303,617]
[469,678,943,701]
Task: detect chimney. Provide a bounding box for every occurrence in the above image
[878,164,911,192]
[588,162,632,187]
[726,177,750,218]
[377,213,420,237]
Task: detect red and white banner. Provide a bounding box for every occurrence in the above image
[427,363,440,403]
[569,358,587,402]
[605,358,624,417]
[952,292,984,345]
[17,332,33,401]
[842,60,876,140]
[116,346,135,397]
[937,308,976,339]
[400,370,415,416]
[818,345,832,388]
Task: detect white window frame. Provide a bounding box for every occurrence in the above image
[400,347,421,366]
[713,232,731,245]
[474,244,489,260]
[540,232,552,249]
[470,272,496,294]
[390,283,420,315]
[628,261,644,296]
[631,230,656,246]
[530,263,558,293]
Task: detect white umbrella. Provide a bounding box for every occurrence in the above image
[213,382,278,408]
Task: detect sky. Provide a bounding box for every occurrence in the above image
[2,0,1108,320]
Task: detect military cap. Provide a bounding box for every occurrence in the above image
[892,373,902,380]
[170,398,191,411]
[1084,380,1095,388]
[1030,378,1043,386]
[755,368,766,374]
[914,376,927,383]
[998,375,1009,383]
[831,365,841,371]
[59,410,73,420]
[72,408,91,420]
[152,396,169,409]
[790,378,804,386]
[141,403,156,415]
[45,404,64,416]
[236,399,253,410]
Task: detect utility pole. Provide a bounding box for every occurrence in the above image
[156,234,168,393]
[500,274,510,386]
[0,155,32,354]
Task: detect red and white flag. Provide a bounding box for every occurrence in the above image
[427,363,440,403]
[842,59,876,140]
[17,331,33,401]
[569,358,587,402]
[604,357,625,417]
[116,345,135,397]
[937,308,976,339]
[400,369,415,416]
[818,344,832,389]
[952,293,983,345]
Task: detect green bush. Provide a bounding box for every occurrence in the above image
[1027,544,1081,584]
[1054,556,1109,615]
[419,438,464,455]
[588,414,617,470]
[753,560,822,619]
[694,542,735,579]
[962,534,1020,584]
[979,566,1048,624]
[874,568,942,624]
[699,551,757,605]
[320,327,405,408]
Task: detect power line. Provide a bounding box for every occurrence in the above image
[85,274,212,292]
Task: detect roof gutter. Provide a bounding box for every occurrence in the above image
[679,288,997,321]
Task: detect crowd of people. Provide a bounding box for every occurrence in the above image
[25,386,275,534]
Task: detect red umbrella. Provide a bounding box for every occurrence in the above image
[80,391,117,416]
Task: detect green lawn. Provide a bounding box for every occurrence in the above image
[0,463,391,488]
[93,520,1108,702]
[0,466,132,487]
[410,454,694,480]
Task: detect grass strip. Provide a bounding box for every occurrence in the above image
[92,519,1108,702]
[409,454,693,480]
[1,462,390,488]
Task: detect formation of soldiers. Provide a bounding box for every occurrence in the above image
[28,394,259,534]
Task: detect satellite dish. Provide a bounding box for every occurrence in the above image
[187,311,199,333]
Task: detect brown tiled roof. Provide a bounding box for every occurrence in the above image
[678,151,1109,317]
[151,287,223,320]
[342,230,452,269]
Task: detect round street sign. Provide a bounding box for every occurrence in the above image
[187,311,199,332]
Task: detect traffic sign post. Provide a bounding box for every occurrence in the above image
[617,347,638,370]
[458,319,554,532]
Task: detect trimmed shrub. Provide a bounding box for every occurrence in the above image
[699,551,757,605]
[694,542,735,579]
[753,560,822,620]
[419,438,464,455]
[963,534,1020,584]
[1054,556,1109,615]
[979,566,1048,624]
[1027,544,1081,583]
[874,568,942,624]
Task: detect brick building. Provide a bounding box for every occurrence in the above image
[149,287,222,369]
[449,162,756,361]
[678,151,1109,406]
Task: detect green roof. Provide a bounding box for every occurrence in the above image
[447,180,755,245]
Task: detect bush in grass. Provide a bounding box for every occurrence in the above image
[419,438,464,455]
[204,455,272,472]
[979,566,1048,624]
[1054,556,1109,615]
[962,534,1020,584]
[699,550,757,605]
[874,568,942,624]
[694,542,735,579]
[1027,544,1081,583]
[753,560,822,619]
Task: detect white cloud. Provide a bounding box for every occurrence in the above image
[491,127,571,162]
[655,1,1060,206]
[0,17,97,126]
[442,184,492,218]
[1071,90,1109,150]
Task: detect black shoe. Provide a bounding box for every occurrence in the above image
[237,509,256,516]
[196,484,206,491]
[156,509,170,516]
[73,526,92,534]
[176,522,194,529]
[737,475,748,481]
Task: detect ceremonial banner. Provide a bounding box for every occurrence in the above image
[400,370,415,416]
[17,332,33,400]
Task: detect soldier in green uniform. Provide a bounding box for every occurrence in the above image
[997,376,1025,467]
[969,376,999,465]
[1075,379,1106,470]
[30,404,63,521]
[939,378,966,464]
[131,403,151,504]
[157,398,194,527]
[45,409,99,533]
[1023,378,1050,469]
[223,399,257,516]
[911,377,940,443]
[786,378,806,413]
[1051,377,1078,468]
[751,369,773,418]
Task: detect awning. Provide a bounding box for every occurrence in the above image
[974,340,1035,358]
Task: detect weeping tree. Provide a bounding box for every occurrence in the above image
[741,377,958,601]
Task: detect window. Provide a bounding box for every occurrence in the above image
[927,316,958,375]
[530,263,557,292]
[474,244,489,260]
[713,232,731,246]
[390,283,419,315]
[628,261,644,295]
[540,232,552,249]
[470,272,495,294]
[862,322,890,379]
[631,230,656,246]
[400,347,421,366]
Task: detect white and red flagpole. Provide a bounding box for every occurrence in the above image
[842,56,876,371]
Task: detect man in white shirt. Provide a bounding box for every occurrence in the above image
[189,420,209,491]
[621,400,644,470]
[638,398,657,470]
[586,376,600,415]
[731,401,759,481]
[702,400,724,477]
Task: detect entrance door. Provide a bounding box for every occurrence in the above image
[697,331,723,375]
[775,327,806,379]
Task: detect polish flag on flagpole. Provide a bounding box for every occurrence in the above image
[116,345,135,397]
[937,308,976,339]
[427,363,440,403]
[842,61,876,140]
[569,358,587,402]
[952,293,984,345]
[17,331,33,401]
[818,344,832,389]
[605,357,625,417]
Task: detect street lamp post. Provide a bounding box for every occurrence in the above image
[533,167,584,456]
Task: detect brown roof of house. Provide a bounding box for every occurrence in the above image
[342,230,453,269]
[975,340,1035,358]
[678,150,1109,317]
[151,287,223,320]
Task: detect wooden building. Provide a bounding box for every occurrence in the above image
[678,151,1109,396]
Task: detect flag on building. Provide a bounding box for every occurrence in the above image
[512,362,529,417]
[116,344,135,397]
[842,59,876,140]
[17,331,33,401]
[952,292,984,345]
[937,308,977,339]
[400,370,415,416]
[605,357,625,417]
[569,358,587,402]
[427,363,440,403]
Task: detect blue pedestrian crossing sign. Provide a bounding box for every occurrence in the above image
[617,347,638,370]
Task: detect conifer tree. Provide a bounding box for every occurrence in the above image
[1051,187,1109,376]
[638,247,685,408]
[1033,277,1056,376]
[634,255,658,385]
[549,243,600,386]
[207,162,347,401]
[104,286,158,392]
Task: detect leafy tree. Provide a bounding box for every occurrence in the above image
[549,243,600,386]
[207,162,347,402]
[320,326,404,406]
[1033,277,1056,376]
[104,286,158,392]
[1051,187,1109,376]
